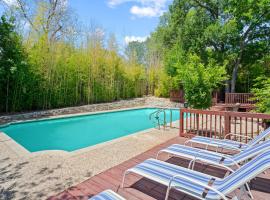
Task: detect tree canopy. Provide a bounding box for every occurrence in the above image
[252,75,270,114]
[151,0,270,93]
[0,15,35,112]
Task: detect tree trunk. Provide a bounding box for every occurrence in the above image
[225,80,230,93]
[231,58,241,93]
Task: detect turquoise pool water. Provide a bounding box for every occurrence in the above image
[0,108,180,152]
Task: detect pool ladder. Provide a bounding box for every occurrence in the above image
[149,108,173,130]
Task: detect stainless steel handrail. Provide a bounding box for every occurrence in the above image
[149,108,173,130]
[149,108,165,129]
[149,108,164,120]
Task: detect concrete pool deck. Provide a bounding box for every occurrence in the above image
[0,113,180,200]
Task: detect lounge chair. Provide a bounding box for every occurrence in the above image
[122,150,270,200]
[156,139,270,171]
[185,126,270,152]
[89,189,125,200]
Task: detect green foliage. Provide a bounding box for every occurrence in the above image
[164,45,184,78]
[125,41,146,65]
[151,0,270,93]
[176,54,227,109]
[0,15,35,112]
[252,76,270,114]
[144,36,170,97]
[23,37,147,111]
[0,12,154,113]
[1,0,269,113]
[153,69,171,97]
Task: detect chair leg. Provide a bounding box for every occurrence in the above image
[156,151,162,159]
[245,183,254,199]
[121,170,131,188]
[188,160,193,169]
[165,183,172,200]
[192,160,196,170]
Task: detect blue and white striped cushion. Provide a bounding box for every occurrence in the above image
[189,136,249,150]
[219,150,270,194]
[160,139,270,167]
[160,144,235,166]
[89,190,125,200]
[127,158,224,200]
[127,151,270,200]
[248,126,270,145]
[189,127,270,151]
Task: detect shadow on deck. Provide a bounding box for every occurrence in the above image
[48,137,270,200]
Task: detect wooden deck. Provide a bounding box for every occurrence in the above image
[48,137,270,200]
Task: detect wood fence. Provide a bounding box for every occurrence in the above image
[179,108,270,143]
[225,93,256,104]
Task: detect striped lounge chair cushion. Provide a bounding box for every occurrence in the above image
[127,158,224,200]
[126,151,270,200]
[89,190,125,200]
[188,136,249,149]
[187,127,270,150]
[160,139,270,167]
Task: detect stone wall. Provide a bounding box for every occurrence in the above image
[0,97,183,125]
[145,96,182,108]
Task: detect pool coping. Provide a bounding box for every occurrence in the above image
[0,106,180,157]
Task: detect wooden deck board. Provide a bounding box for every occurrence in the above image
[48,136,270,200]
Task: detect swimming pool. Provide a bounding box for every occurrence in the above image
[0,108,180,152]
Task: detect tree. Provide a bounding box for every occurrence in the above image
[9,0,78,42]
[144,35,167,96]
[176,54,227,109]
[107,33,118,52]
[0,15,33,112]
[151,0,270,92]
[252,76,270,114]
[125,41,146,65]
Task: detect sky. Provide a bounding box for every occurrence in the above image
[0,0,173,47]
[69,0,173,46]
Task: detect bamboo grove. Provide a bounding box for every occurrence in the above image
[0,14,164,113]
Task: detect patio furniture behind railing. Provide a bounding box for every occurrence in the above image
[180,109,270,143]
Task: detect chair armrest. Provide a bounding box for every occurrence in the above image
[168,174,228,200]
[190,155,240,172]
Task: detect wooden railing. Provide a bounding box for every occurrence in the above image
[225,93,256,104]
[180,109,270,143]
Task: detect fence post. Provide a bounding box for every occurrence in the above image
[180,109,184,137]
[224,112,230,139]
[225,93,228,104]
